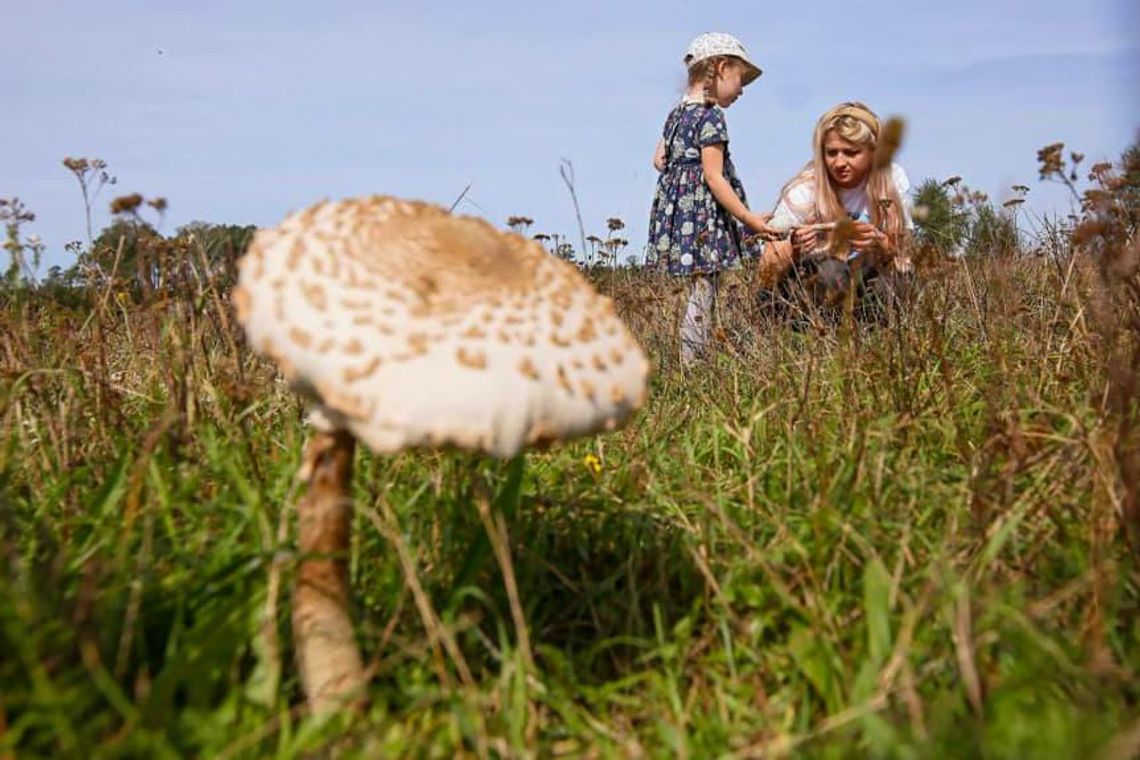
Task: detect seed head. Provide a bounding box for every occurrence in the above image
[873,117,905,170]
[110,193,144,215]
[1036,142,1065,179]
[828,217,856,260]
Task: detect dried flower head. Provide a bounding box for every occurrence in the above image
[1088,162,1114,182]
[828,216,856,260]
[872,117,905,170]
[1071,218,1109,247]
[110,193,144,215]
[1036,142,1065,179]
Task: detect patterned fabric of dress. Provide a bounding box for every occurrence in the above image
[647,103,754,276]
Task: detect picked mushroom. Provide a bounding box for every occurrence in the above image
[232,195,651,713]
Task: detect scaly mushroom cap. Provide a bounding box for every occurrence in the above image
[232,196,651,458]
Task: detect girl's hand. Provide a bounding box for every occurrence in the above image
[744,212,779,238]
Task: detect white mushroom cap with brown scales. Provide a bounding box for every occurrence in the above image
[232,196,651,458]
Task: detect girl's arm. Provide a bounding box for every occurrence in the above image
[701,144,772,233]
[653,138,666,172]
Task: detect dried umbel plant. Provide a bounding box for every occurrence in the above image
[506,215,534,233]
[110,194,167,220]
[62,155,116,245]
[1,197,41,284]
[1053,139,1140,553]
[110,194,144,215]
[1037,142,1066,179]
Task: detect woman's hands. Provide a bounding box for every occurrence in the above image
[787,221,892,259]
[849,222,892,256]
[791,226,823,254]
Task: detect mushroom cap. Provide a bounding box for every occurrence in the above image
[232,196,651,458]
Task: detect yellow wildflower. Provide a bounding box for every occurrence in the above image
[583,453,602,476]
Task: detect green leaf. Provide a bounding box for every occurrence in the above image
[863,556,892,666]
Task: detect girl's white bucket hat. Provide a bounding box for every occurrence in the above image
[682,32,762,85]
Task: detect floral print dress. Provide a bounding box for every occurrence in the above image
[648,102,752,276]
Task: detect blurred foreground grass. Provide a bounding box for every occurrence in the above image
[1,251,1138,758]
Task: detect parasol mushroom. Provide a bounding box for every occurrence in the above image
[231,195,650,713]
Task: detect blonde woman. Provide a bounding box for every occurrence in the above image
[759,101,913,313]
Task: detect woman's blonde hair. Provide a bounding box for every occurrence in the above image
[778,101,907,238]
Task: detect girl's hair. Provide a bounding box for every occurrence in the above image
[686,56,741,106]
[776,101,907,238]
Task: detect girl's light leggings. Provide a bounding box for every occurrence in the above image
[680,273,717,366]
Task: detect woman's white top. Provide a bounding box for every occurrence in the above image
[769,163,914,231]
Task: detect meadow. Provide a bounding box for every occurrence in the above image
[1,161,1138,757]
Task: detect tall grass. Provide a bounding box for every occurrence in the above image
[1,237,1137,757]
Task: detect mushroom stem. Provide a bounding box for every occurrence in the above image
[293,429,366,713]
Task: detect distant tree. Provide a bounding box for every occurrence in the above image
[965,203,1020,259]
[173,221,257,288]
[912,179,970,259]
[913,178,1020,259]
[88,217,161,297]
[38,264,90,308]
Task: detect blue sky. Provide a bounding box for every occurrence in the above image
[5,1,1138,273]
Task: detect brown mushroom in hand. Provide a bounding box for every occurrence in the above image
[232,195,651,713]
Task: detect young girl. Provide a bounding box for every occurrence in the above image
[647,32,775,366]
[761,101,913,311]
